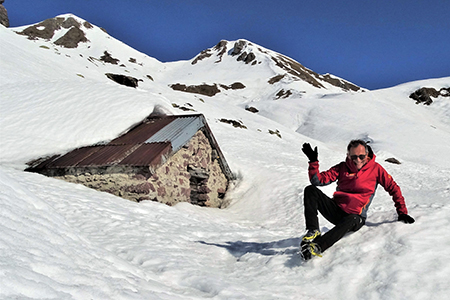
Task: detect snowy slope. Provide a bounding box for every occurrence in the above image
[1,14,450,300]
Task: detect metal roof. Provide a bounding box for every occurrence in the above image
[109,117,174,145]
[144,115,204,152]
[26,114,234,180]
[119,142,171,166]
[75,144,138,166]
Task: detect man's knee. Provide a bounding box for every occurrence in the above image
[347,214,365,232]
[303,185,317,203]
[304,185,318,196]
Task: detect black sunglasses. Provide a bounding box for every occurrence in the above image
[350,154,367,160]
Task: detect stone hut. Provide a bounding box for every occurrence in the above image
[26,114,234,208]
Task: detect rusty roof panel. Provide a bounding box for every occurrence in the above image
[76,144,137,166]
[49,146,102,167]
[119,142,172,167]
[110,117,175,145]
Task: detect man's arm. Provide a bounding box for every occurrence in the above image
[378,165,415,223]
[302,142,340,186]
[308,161,340,186]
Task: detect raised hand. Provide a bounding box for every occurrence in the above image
[302,143,318,162]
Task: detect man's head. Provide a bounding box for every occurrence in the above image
[347,140,369,170]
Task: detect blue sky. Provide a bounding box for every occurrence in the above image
[4,0,450,90]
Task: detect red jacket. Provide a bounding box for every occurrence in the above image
[308,148,408,218]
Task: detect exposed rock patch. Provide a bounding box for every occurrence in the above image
[16,16,90,48]
[272,55,325,89]
[409,87,450,105]
[0,0,9,27]
[275,89,293,99]
[270,51,362,92]
[231,40,257,64]
[171,83,221,97]
[268,129,282,138]
[321,74,361,92]
[54,26,88,48]
[106,73,139,88]
[214,40,228,62]
[18,18,64,40]
[385,158,401,164]
[237,51,256,64]
[231,40,246,56]
[191,49,213,65]
[219,82,246,90]
[219,119,247,129]
[230,82,245,89]
[170,82,246,97]
[100,51,120,64]
[245,106,259,113]
[192,40,228,64]
[83,21,93,29]
[268,74,285,84]
[172,103,196,112]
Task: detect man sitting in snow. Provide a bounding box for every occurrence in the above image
[300,139,415,260]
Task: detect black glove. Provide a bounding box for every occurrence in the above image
[398,214,415,224]
[302,143,318,162]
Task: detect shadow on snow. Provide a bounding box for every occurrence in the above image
[198,237,305,268]
[197,220,397,268]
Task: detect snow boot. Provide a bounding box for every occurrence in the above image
[302,229,321,242]
[300,241,322,261]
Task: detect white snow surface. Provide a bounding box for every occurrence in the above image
[1,15,450,299]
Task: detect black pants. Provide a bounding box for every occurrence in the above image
[303,185,365,252]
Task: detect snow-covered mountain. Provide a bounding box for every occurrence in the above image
[1,14,450,299]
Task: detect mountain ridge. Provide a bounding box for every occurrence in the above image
[9,14,363,96]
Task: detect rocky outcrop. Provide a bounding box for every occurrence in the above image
[410,87,450,105]
[16,16,90,48]
[171,83,221,97]
[170,82,245,97]
[275,89,293,99]
[0,0,9,27]
[100,51,120,64]
[106,73,140,88]
[230,40,257,65]
[231,40,257,64]
[385,158,401,164]
[321,74,361,92]
[192,40,228,64]
[54,26,88,48]
[218,119,247,129]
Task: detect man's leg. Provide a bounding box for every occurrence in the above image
[303,185,346,231]
[314,214,365,252]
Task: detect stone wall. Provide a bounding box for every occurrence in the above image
[56,130,229,208]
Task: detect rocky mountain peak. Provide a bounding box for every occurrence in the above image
[16,14,91,48]
[191,39,362,92]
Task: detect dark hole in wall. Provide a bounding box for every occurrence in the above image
[188,166,210,206]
